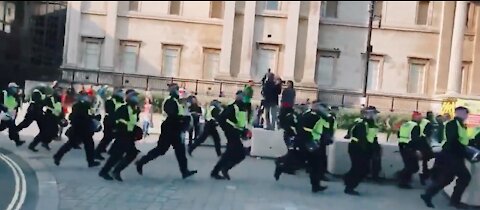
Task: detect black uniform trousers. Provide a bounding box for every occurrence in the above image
[212,126,245,174]
[137,119,189,175]
[95,116,115,154]
[100,133,138,174]
[418,137,434,177]
[370,143,382,178]
[190,120,221,156]
[275,134,306,174]
[54,129,95,165]
[188,115,200,143]
[424,152,471,204]
[30,114,58,148]
[344,142,372,190]
[306,145,326,188]
[0,119,20,143]
[398,143,419,185]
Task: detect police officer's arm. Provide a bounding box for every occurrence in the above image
[352,121,368,143]
[445,120,467,157]
[16,104,35,130]
[105,99,115,115]
[211,107,221,121]
[471,131,480,148]
[114,106,129,134]
[410,126,421,146]
[0,91,7,112]
[219,104,236,125]
[163,99,179,118]
[424,122,433,138]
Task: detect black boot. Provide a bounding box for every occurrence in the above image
[221,168,230,180]
[88,161,101,168]
[112,170,123,182]
[420,194,435,208]
[41,142,51,151]
[182,170,198,179]
[274,166,282,181]
[210,171,225,180]
[344,188,360,196]
[28,144,38,152]
[312,185,328,193]
[94,153,105,161]
[99,171,114,181]
[15,140,26,147]
[53,156,61,166]
[135,161,144,175]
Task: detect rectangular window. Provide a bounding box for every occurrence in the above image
[203,49,220,80]
[169,1,181,15]
[210,1,224,19]
[120,42,140,73]
[407,62,426,94]
[367,60,380,91]
[461,63,471,95]
[321,1,338,18]
[265,1,280,11]
[256,45,279,80]
[129,1,139,11]
[162,45,181,77]
[374,1,383,17]
[416,1,430,25]
[315,50,340,86]
[82,38,103,70]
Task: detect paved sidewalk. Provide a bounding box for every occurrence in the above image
[1,128,455,210]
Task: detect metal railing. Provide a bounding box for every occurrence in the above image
[59,68,445,113]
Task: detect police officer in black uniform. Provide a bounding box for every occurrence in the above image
[421,107,472,209]
[17,88,45,134]
[95,89,125,160]
[0,83,25,146]
[274,104,300,180]
[99,90,141,181]
[135,84,197,179]
[38,87,65,151]
[343,106,379,195]
[210,91,249,180]
[397,111,422,189]
[53,92,101,168]
[188,99,223,157]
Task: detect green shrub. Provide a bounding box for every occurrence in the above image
[337,109,410,133]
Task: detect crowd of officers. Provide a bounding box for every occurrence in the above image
[1,81,479,209]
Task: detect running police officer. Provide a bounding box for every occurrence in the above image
[0,82,25,146]
[135,84,197,179]
[188,99,223,157]
[397,111,422,189]
[99,90,141,181]
[343,106,379,195]
[95,89,125,160]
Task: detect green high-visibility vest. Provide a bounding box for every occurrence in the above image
[419,119,430,137]
[113,99,124,111]
[3,90,17,112]
[226,103,247,130]
[398,121,417,144]
[162,96,185,116]
[351,121,378,143]
[205,105,217,121]
[46,96,62,117]
[117,106,138,132]
[457,120,469,146]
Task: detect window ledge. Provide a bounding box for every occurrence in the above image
[81,10,107,16]
[320,20,368,28]
[257,11,288,18]
[118,13,223,26]
[375,25,439,34]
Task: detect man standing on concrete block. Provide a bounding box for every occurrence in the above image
[210,91,249,180]
[397,111,422,189]
[421,106,472,209]
[343,106,379,196]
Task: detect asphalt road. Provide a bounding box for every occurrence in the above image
[0,148,38,210]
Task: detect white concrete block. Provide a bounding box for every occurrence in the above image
[250,128,287,158]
